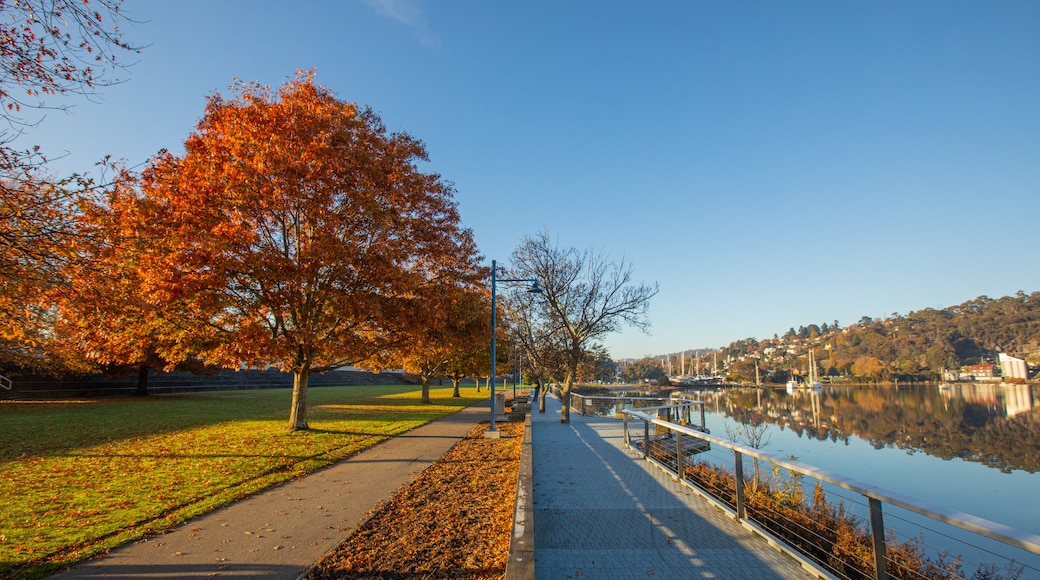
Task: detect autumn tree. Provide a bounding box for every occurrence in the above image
[395,282,487,404]
[48,172,211,393]
[134,72,479,431]
[852,356,887,381]
[443,342,488,398]
[1,175,71,368]
[510,231,657,423]
[0,0,140,371]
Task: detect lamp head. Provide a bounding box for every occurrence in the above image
[528,281,543,294]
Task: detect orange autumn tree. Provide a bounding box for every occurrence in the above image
[395,283,488,404]
[51,172,199,393]
[0,170,78,369]
[1,0,139,372]
[135,72,479,431]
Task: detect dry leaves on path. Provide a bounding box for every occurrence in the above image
[310,420,524,580]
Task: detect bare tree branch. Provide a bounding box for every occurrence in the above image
[509,230,658,422]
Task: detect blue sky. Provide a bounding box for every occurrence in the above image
[23,1,1040,360]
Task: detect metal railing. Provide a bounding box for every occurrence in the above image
[0,374,11,390]
[623,402,1040,580]
[566,392,707,423]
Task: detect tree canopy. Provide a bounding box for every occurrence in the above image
[127,72,480,430]
[1,0,140,371]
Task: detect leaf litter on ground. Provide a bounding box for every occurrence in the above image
[309,420,524,580]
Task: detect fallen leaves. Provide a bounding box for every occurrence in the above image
[309,421,524,580]
[0,386,484,578]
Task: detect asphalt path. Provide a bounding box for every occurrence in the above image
[50,401,491,580]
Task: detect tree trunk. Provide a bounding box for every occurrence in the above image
[538,378,546,413]
[421,375,431,404]
[287,366,310,432]
[451,378,461,398]
[135,364,149,396]
[560,375,572,423]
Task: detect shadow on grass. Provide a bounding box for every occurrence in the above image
[1,388,487,580]
[0,385,482,459]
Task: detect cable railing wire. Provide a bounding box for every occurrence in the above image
[566,394,1038,580]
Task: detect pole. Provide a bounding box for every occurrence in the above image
[512,338,517,399]
[487,260,540,435]
[489,260,498,434]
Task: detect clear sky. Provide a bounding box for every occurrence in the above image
[22,1,1040,360]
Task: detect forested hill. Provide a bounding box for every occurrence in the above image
[718,291,1040,382]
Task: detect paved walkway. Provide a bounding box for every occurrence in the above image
[50,402,491,580]
[532,395,818,579]
[49,394,821,580]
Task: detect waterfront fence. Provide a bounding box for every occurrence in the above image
[620,400,1040,580]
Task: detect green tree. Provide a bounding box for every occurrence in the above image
[621,357,667,383]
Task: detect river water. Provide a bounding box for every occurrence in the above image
[579,382,1039,573]
[663,382,1040,574]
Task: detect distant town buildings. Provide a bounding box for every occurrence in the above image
[999,353,1029,380]
[960,363,998,382]
[947,354,1031,382]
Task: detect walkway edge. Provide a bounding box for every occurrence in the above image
[290,401,491,580]
[505,411,534,580]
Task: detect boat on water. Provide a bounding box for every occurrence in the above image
[785,350,823,391]
[673,374,724,387]
[805,349,823,390]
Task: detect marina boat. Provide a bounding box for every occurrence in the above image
[804,349,823,390]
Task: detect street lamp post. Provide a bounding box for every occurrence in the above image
[488,259,541,437]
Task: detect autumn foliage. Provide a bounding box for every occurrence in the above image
[121,72,482,430]
[0,0,139,371]
[395,284,490,404]
[4,68,487,434]
[310,420,523,580]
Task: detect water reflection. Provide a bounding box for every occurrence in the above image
[694,384,1040,474]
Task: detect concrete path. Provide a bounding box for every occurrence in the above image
[50,402,491,580]
[531,395,818,579]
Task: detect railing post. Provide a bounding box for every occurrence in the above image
[699,403,706,432]
[643,421,650,459]
[623,411,630,446]
[734,450,746,521]
[868,497,889,580]
[676,430,684,481]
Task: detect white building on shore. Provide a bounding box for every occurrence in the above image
[998,353,1029,380]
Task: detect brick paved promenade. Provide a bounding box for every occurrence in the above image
[531,394,818,579]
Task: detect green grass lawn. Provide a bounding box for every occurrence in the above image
[0,384,484,579]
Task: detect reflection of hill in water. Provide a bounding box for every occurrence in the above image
[717,385,1040,474]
